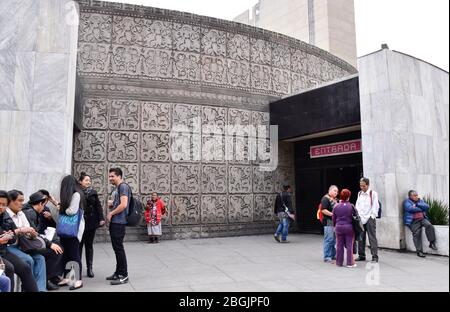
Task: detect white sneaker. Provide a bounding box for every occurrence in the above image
[346,264,357,268]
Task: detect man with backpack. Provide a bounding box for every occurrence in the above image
[273,184,294,243]
[355,177,380,263]
[106,168,130,285]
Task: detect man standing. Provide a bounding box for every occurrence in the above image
[273,184,294,243]
[355,178,379,263]
[403,190,437,258]
[106,168,130,285]
[321,185,338,263]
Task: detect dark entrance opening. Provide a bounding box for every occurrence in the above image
[293,131,363,234]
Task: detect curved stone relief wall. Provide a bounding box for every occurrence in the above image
[73,0,356,240]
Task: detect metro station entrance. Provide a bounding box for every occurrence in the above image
[293,131,363,234]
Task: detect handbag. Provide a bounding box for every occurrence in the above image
[19,234,47,254]
[352,207,365,239]
[56,208,83,238]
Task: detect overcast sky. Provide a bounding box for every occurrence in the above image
[103,0,449,71]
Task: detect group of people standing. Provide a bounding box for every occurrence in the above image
[273,177,440,269]
[1,167,166,292]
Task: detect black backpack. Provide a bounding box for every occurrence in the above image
[119,183,143,226]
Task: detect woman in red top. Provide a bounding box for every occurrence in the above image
[145,192,166,244]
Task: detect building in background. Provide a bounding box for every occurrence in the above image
[234,0,357,67]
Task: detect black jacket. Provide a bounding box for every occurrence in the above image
[21,203,54,249]
[0,212,18,257]
[83,188,105,231]
[274,192,293,214]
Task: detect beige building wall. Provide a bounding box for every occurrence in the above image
[234,0,357,68]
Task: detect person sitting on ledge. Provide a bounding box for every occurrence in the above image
[403,190,438,258]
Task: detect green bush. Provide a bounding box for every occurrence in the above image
[424,196,449,226]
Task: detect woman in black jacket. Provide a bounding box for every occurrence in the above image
[78,172,105,278]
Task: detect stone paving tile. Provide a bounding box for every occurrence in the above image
[56,234,449,292]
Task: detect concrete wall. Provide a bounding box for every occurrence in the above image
[0,0,79,197]
[359,48,449,249]
[233,0,357,68]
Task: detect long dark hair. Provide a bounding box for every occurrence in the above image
[60,175,85,214]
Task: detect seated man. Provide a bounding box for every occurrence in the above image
[4,190,47,292]
[22,192,64,290]
[403,190,438,257]
[37,190,58,234]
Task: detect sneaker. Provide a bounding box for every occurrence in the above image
[106,273,119,281]
[429,242,438,251]
[274,235,280,243]
[346,264,357,268]
[371,257,379,263]
[355,257,366,262]
[417,251,426,258]
[110,275,129,285]
[47,280,60,291]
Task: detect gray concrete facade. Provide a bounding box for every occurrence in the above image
[359,48,449,250]
[73,0,356,241]
[0,0,79,196]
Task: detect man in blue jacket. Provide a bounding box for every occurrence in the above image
[403,190,437,257]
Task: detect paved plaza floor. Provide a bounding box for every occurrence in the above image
[59,234,449,292]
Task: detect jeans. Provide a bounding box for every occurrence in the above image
[3,252,39,292]
[0,274,10,292]
[110,223,128,277]
[6,245,46,292]
[323,225,336,262]
[275,213,290,241]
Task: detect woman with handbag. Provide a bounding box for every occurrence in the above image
[57,175,85,290]
[332,189,357,268]
[78,172,105,278]
[145,192,166,244]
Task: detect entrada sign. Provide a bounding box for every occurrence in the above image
[310,139,362,158]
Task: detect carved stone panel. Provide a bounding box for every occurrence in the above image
[170,132,201,162]
[79,13,112,43]
[276,166,294,189]
[251,64,272,91]
[111,45,142,76]
[141,102,171,132]
[201,28,226,57]
[228,108,251,127]
[272,43,290,70]
[74,131,106,162]
[172,103,201,133]
[291,49,308,74]
[172,195,200,225]
[201,56,227,85]
[226,59,250,88]
[272,68,290,94]
[254,194,275,221]
[202,106,227,134]
[229,195,253,223]
[77,43,111,74]
[141,48,172,79]
[82,98,108,130]
[73,163,107,195]
[227,33,250,61]
[107,132,139,162]
[202,134,225,163]
[110,163,139,194]
[228,165,252,193]
[140,163,171,194]
[250,38,272,66]
[291,72,308,94]
[226,136,254,164]
[109,100,140,130]
[174,52,201,81]
[172,164,200,194]
[141,133,170,162]
[253,166,275,193]
[112,16,172,49]
[173,23,201,53]
[201,165,227,193]
[201,195,227,224]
